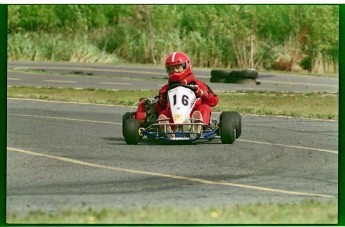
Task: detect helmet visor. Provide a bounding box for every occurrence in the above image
[166,62,187,74]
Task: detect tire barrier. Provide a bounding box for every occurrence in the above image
[210,69,259,85]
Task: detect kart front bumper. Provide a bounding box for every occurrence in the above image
[140,125,219,142]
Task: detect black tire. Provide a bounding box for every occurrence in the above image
[230,70,258,85]
[123,118,141,145]
[122,112,132,138]
[219,114,236,144]
[240,69,258,79]
[220,111,241,138]
[211,69,231,78]
[210,70,230,83]
[210,69,258,84]
[229,70,243,78]
[210,77,228,83]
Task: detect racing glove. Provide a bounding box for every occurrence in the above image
[193,85,209,100]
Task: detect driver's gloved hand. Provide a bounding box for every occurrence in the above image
[193,85,209,100]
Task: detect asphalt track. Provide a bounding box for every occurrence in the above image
[7,61,338,93]
[6,62,338,219]
[7,99,338,216]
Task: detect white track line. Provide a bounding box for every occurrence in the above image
[7,146,334,198]
[7,98,124,107]
[99,82,132,85]
[8,113,337,155]
[7,78,21,81]
[15,66,166,76]
[43,80,76,83]
[8,113,120,125]
[259,79,338,88]
[238,139,338,155]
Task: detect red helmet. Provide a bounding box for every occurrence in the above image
[165,52,193,83]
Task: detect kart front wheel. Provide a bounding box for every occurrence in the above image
[122,112,133,138]
[123,118,141,145]
[220,111,241,138]
[219,114,236,144]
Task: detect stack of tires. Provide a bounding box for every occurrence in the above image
[210,69,259,85]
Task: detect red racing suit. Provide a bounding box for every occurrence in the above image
[154,79,218,124]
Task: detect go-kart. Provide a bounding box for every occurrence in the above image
[122,84,241,145]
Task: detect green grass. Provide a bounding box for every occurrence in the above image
[7,86,338,120]
[7,199,337,224]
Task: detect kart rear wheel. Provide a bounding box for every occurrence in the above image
[123,118,141,145]
[219,114,236,144]
[122,112,132,138]
[220,111,241,138]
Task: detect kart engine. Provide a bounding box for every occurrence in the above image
[144,97,158,126]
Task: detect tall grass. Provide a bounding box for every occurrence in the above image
[7,5,339,73]
[7,32,122,64]
[311,54,339,74]
[7,30,338,74]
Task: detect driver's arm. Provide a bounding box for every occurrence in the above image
[154,84,169,113]
[194,82,210,100]
[195,81,219,107]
